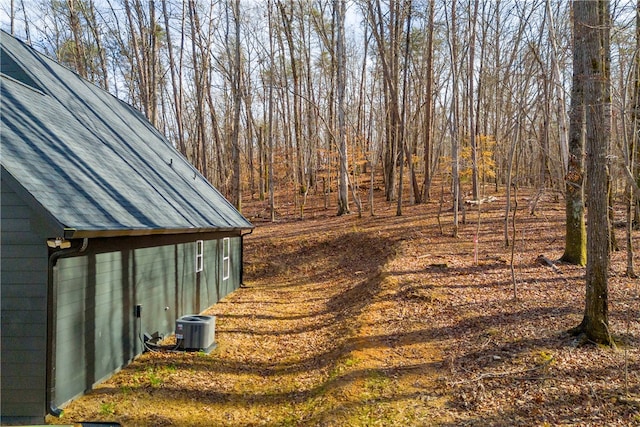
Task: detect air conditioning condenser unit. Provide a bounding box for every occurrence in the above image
[175,314,216,353]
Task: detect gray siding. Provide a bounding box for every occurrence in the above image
[53,236,242,407]
[219,237,242,297]
[0,182,48,423]
[1,171,246,418]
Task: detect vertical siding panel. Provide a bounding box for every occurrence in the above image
[0,181,48,424]
[51,234,245,409]
[230,237,242,296]
[54,256,88,406]
[203,239,220,309]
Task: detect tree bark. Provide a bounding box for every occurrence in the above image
[366,0,401,202]
[546,0,569,177]
[561,0,588,266]
[161,0,186,156]
[277,1,305,197]
[468,0,480,200]
[634,0,640,227]
[397,0,412,216]
[571,0,612,346]
[230,0,242,211]
[336,0,349,216]
[627,0,640,276]
[422,0,435,202]
[187,0,207,177]
[268,0,276,222]
[446,0,460,237]
[81,0,109,90]
[67,0,87,79]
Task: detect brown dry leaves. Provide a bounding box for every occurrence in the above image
[49,192,639,426]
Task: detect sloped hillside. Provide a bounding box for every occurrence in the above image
[49,192,639,426]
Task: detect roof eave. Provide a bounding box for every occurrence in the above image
[64,225,254,239]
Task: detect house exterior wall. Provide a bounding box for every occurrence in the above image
[0,180,49,424]
[2,32,252,423]
[52,235,243,407]
[1,175,245,421]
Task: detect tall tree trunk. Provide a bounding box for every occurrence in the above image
[546,0,569,178]
[124,0,147,119]
[561,0,588,266]
[161,0,186,156]
[124,0,158,127]
[187,0,207,177]
[446,0,460,237]
[422,0,435,202]
[367,0,401,202]
[303,12,317,196]
[627,0,640,276]
[397,0,411,216]
[67,0,87,79]
[571,0,612,346]
[504,115,520,247]
[10,0,14,35]
[81,0,109,90]
[268,0,276,222]
[277,1,304,196]
[245,70,257,200]
[634,0,640,227]
[336,0,349,216]
[230,0,242,211]
[147,0,158,126]
[20,0,30,44]
[468,0,480,200]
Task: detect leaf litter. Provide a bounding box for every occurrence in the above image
[48,190,639,426]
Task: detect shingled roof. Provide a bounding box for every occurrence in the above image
[1,31,252,238]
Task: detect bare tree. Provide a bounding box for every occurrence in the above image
[161,0,186,156]
[268,0,276,222]
[186,0,208,177]
[545,0,569,178]
[421,0,436,202]
[445,0,461,237]
[365,0,404,202]
[228,0,243,211]
[626,0,640,276]
[67,0,87,78]
[122,0,161,126]
[10,0,15,35]
[468,0,480,200]
[561,0,587,265]
[570,0,613,346]
[79,0,109,90]
[336,0,349,215]
[277,1,305,201]
[396,0,412,216]
[633,0,640,229]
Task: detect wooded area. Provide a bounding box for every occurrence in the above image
[4,0,638,221]
[5,0,639,344]
[3,1,639,424]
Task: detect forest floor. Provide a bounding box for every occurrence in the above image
[49,186,639,426]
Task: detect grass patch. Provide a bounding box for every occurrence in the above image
[99,402,115,416]
[364,371,390,395]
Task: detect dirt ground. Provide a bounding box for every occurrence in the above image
[48,187,639,426]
